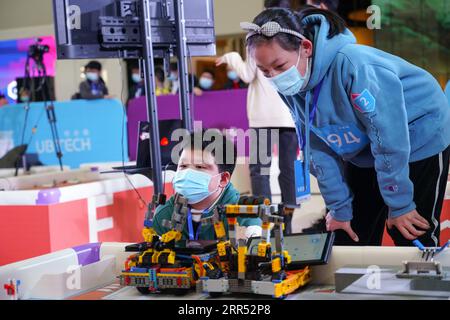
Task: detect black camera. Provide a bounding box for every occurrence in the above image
[28,39,49,60]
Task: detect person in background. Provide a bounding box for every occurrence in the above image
[155,67,170,96]
[224,67,248,90]
[215,0,299,235]
[129,66,170,100]
[198,69,216,91]
[76,61,109,100]
[130,66,145,99]
[169,62,202,96]
[306,0,339,12]
[0,93,8,107]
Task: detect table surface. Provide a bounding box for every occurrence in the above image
[69,281,446,300]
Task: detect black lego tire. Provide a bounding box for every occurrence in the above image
[136,286,150,295]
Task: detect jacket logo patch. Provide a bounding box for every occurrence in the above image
[351,89,376,113]
[385,185,398,192]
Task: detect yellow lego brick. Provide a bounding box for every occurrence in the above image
[168,250,176,265]
[238,245,247,274]
[138,249,153,264]
[142,227,157,242]
[280,269,312,295]
[157,274,190,279]
[271,257,281,273]
[273,283,283,298]
[161,230,182,243]
[214,222,226,238]
[217,241,228,256]
[121,272,149,277]
[283,250,292,264]
[261,222,270,230]
[257,242,270,257]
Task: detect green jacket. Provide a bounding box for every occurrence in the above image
[152,183,261,240]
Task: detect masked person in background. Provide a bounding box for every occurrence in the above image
[76,61,110,100]
[243,7,450,246]
[129,66,145,99]
[198,69,216,91]
[169,62,203,96]
[224,67,248,90]
[152,130,262,241]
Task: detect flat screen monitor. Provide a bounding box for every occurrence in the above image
[52,0,216,59]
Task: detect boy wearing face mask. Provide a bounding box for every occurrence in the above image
[78,61,109,100]
[152,130,262,241]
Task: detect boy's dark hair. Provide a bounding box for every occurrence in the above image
[169,62,178,72]
[264,0,291,9]
[309,0,339,12]
[246,7,346,52]
[85,60,102,71]
[181,129,237,175]
[201,69,215,78]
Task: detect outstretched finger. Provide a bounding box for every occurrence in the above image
[344,225,359,242]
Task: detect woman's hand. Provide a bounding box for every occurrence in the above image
[215,56,226,67]
[326,212,359,242]
[386,209,430,240]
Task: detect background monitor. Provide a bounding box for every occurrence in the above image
[52,0,216,59]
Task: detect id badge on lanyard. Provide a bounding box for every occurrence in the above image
[187,209,201,241]
[294,80,323,204]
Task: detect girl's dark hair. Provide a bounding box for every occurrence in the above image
[246,6,346,52]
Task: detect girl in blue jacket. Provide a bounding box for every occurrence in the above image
[242,7,450,246]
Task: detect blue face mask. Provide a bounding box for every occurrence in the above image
[132,73,142,83]
[270,55,310,96]
[86,72,99,82]
[227,70,239,81]
[168,73,178,82]
[199,77,214,90]
[172,169,222,204]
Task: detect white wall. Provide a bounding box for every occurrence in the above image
[0,0,263,101]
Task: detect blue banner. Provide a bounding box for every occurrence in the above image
[0,99,128,168]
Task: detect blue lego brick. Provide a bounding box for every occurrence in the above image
[272,279,282,283]
[144,220,153,228]
[130,267,148,273]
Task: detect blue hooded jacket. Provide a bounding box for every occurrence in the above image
[280,14,450,222]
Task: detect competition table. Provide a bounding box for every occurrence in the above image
[1,243,449,300]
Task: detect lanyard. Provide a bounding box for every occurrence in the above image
[297,79,324,151]
[187,209,201,241]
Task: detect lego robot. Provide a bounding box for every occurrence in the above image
[119,193,221,295]
[197,196,311,299]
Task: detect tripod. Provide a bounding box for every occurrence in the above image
[14,41,64,176]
